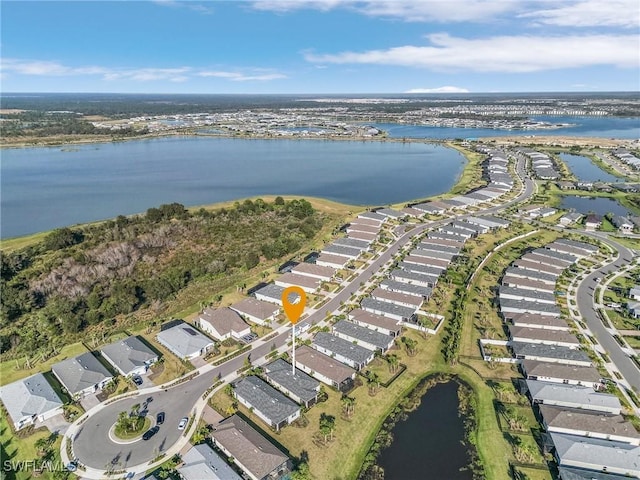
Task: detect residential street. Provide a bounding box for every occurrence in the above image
[70,156,535,473]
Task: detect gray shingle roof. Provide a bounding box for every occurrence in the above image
[380,279,432,298]
[505,266,558,284]
[198,308,249,338]
[416,242,460,255]
[178,443,242,480]
[526,380,621,412]
[512,342,590,363]
[522,360,601,383]
[333,319,394,350]
[52,352,113,395]
[101,335,158,376]
[348,308,401,332]
[398,262,444,277]
[313,332,375,364]
[555,238,598,254]
[551,432,640,474]
[532,248,578,264]
[234,376,300,425]
[211,415,289,480]
[333,237,370,250]
[361,297,417,319]
[558,466,634,480]
[264,359,320,404]
[539,405,640,440]
[499,286,557,303]
[0,373,63,425]
[500,298,561,315]
[322,243,362,258]
[391,268,440,285]
[156,322,213,359]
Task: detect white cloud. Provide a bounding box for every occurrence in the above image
[405,86,470,93]
[151,0,213,14]
[521,0,639,28]
[252,0,519,22]
[304,33,639,72]
[1,59,286,83]
[198,70,287,81]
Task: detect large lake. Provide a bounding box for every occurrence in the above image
[0,137,465,238]
[376,381,473,480]
[375,116,640,140]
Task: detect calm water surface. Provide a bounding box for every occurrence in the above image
[1,137,465,238]
[560,196,632,217]
[559,153,620,183]
[377,381,472,480]
[374,116,640,140]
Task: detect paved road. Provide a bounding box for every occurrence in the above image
[574,234,640,392]
[74,156,535,470]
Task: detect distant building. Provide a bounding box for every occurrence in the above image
[584,214,603,231]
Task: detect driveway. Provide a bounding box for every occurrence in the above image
[41,413,71,435]
[80,393,101,412]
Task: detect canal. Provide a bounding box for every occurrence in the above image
[374,380,474,480]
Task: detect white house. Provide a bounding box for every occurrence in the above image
[0,373,63,430]
[197,307,251,341]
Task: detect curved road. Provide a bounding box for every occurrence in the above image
[574,234,640,392]
[73,156,535,470]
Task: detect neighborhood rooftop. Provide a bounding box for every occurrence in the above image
[264,359,320,405]
[294,345,356,384]
[333,319,394,351]
[100,335,158,376]
[51,351,113,396]
[0,373,63,428]
[211,414,289,480]
[313,332,375,364]
[234,376,300,426]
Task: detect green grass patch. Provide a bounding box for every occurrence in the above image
[0,342,88,386]
[113,416,151,440]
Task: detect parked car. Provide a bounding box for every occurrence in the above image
[178,417,188,430]
[142,426,159,441]
[132,375,143,386]
[156,412,165,425]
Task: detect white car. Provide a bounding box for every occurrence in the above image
[178,417,188,430]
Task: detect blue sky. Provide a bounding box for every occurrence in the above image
[1,0,639,93]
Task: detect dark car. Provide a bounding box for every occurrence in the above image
[132,375,143,386]
[156,412,165,425]
[142,426,159,441]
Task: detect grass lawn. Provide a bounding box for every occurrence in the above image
[606,309,639,331]
[139,330,194,385]
[0,413,63,480]
[0,342,88,386]
[624,336,640,349]
[512,467,554,480]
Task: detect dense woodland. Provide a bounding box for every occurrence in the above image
[0,198,324,358]
[0,111,144,137]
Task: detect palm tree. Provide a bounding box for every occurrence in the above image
[341,396,355,418]
[367,371,380,395]
[224,383,234,398]
[386,354,399,374]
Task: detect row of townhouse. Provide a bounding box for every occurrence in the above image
[517,148,561,180]
[0,334,159,430]
[409,149,515,215]
[493,239,640,478]
[612,148,640,170]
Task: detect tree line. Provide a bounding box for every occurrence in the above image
[0,198,323,358]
